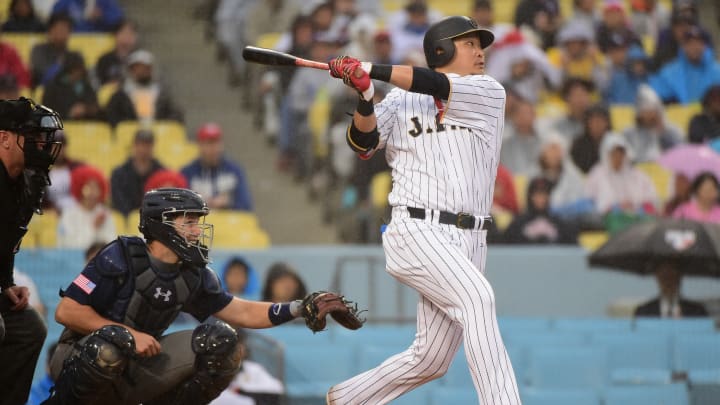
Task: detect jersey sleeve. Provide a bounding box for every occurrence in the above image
[372,88,403,151]
[441,74,506,134]
[63,257,123,313]
[184,267,234,322]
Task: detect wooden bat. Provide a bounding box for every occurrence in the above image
[242,46,329,70]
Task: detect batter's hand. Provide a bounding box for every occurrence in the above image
[3,285,30,311]
[329,56,374,101]
[329,56,360,79]
[130,329,162,357]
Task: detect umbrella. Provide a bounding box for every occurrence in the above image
[588,218,720,277]
[657,144,720,181]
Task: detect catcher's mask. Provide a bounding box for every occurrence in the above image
[0,97,63,173]
[139,188,213,266]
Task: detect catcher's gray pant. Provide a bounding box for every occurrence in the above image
[327,210,521,405]
[50,329,236,404]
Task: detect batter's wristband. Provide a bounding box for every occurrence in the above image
[369,64,392,82]
[356,98,374,116]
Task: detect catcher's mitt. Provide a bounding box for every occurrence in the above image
[300,291,366,333]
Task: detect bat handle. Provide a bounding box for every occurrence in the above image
[297,59,330,70]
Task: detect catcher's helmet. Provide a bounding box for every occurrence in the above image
[0,97,63,171]
[423,16,495,69]
[139,188,213,266]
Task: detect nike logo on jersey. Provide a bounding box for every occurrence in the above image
[408,116,469,137]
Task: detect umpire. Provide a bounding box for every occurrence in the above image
[0,97,63,405]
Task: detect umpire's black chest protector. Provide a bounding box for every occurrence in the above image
[110,237,201,338]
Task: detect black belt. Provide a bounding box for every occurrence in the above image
[406,207,491,230]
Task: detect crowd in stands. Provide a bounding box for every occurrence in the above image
[201,0,720,244]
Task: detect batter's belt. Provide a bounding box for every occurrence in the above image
[406,207,492,230]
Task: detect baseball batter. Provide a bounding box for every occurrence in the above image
[325,16,520,404]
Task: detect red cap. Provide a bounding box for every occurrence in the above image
[197,123,223,141]
[144,169,188,193]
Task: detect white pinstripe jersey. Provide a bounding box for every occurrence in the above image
[373,74,506,216]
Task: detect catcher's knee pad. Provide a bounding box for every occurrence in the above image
[45,325,135,404]
[192,321,241,374]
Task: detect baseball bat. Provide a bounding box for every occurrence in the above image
[242,46,329,70]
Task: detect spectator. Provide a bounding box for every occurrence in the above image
[688,84,720,143]
[51,0,123,32]
[671,172,720,223]
[13,269,46,318]
[629,0,671,40]
[244,0,301,53]
[220,256,261,300]
[585,133,657,215]
[95,19,138,85]
[388,1,432,64]
[501,99,542,176]
[143,169,187,193]
[0,36,31,89]
[544,77,595,142]
[0,74,20,99]
[181,123,253,210]
[472,0,513,39]
[1,0,45,33]
[532,133,587,216]
[649,25,720,104]
[110,129,164,215]
[514,0,562,50]
[570,104,612,173]
[623,85,683,162]
[634,261,708,317]
[551,20,609,87]
[261,262,307,302]
[213,0,258,85]
[209,329,284,405]
[45,130,83,212]
[595,0,639,54]
[493,163,520,216]
[651,6,712,71]
[503,177,577,244]
[84,241,106,263]
[603,43,650,104]
[58,165,117,249]
[29,13,84,87]
[664,173,692,216]
[566,0,598,34]
[26,342,57,405]
[485,29,561,103]
[105,49,184,126]
[41,52,101,120]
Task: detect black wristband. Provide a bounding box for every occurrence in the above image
[369,64,392,82]
[356,98,374,116]
[268,302,297,326]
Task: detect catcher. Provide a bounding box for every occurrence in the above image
[42,188,363,405]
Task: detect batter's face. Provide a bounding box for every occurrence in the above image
[443,34,485,75]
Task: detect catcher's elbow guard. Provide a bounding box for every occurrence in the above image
[347,123,379,155]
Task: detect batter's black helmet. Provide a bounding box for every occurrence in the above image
[423,16,494,69]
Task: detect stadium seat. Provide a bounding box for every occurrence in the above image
[522,387,601,405]
[63,121,113,152]
[688,369,720,384]
[427,0,472,16]
[493,0,519,23]
[494,209,513,231]
[609,105,635,132]
[604,383,689,405]
[578,231,610,251]
[513,175,528,211]
[687,369,720,405]
[590,333,671,372]
[633,318,716,335]
[673,334,720,372]
[370,172,391,209]
[666,103,701,135]
[309,88,330,159]
[97,82,119,108]
[125,210,142,236]
[504,330,586,349]
[332,324,416,347]
[355,345,409,374]
[609,368,672,385]
[1,33,44,65]
[552,318,632,334]
[285,344,356,398]
[68,34,114,67]
[527,347,606,389]
[114,120,187,150]
[213,226,271,249]
[636,162,672,201]
[110,210,127,236]
[257,325,333,348]
[429,387,476,405]
[156,141,197,170]
[255,32,282,50]
[0,0,10,21]
[33,85,43,103]
[499,317,553,335]
[212,210,260,230]
[28,209,59,248]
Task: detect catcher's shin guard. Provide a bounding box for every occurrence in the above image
[147,322,241,405]
[42,325,135,405]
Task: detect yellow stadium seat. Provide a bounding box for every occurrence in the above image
[309,88,330,158]
[255,32,282,50]
[636,161,673,201]
[559,0,573,18]
[157,142,197,170]
[126,210,142,236]
[214,227,270,249]
[97,82,119,108]
[641,35,655,56]
[68,34,114,68]
[110,210,127,236]
[380,0,402,12]
[665,103,701,135]
[114,120,187,151]
[1,33,44,65]
[29,209,59,248]
[513,174,528,211]
[579,231,609,251]
[34,85,43,103]
[493,210,514,232]
[62,121,114,166]
[493,0,519,23]
[19,87,33,99]
[609,104,635,132]
[212,210,260,230]
[370,172,392,209]
[20,231,37,250]
[428,0,472,16]
[0,0,11,21]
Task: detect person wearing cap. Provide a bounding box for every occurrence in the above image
[649,25,720,104]
[95,19,139,86]
[105,49,184,126]
[595,0,640,54]
[0,97,63,404]
[688,84,720,143]
[623,85,683,162]
[29,13,85,86]
[110,128,164,215]
[181,123,253,211]
[651,4,713,71]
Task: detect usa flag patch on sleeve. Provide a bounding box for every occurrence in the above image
[73,274,96,294]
